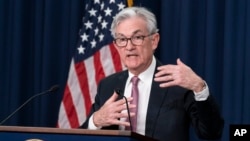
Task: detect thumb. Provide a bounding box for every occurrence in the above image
[177,58,185,66]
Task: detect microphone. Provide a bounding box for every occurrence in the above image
[0,85,59,125]
[115,88,133,131]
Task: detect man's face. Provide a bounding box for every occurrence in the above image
[114,17,159,75]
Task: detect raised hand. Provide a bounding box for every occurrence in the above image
[154,58,205,93]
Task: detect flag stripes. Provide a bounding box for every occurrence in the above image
[58,43,125,128]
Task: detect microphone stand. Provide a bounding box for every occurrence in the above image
[0,85,59,125]
[115,89,133,131]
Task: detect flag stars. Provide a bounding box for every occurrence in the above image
[88,8,97,16]
[97,15,102,23]
[101,20,108,29]
[117,2,125,10]
[94,0,100,4]
[84,20,93,29]
[80,33,89,42]
[110,0,115,3]
[99,34,104,42]
[100,2,105,10]
[94,28,99,35]
[77,45,85,54]
[76,1,126,56]
[104,7,112,16]
[91,39,97,48]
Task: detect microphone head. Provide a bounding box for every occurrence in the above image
[48,85,59,93]
[115,88,122,95]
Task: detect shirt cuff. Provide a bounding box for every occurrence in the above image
[193,81,209,101]
[88,114,102,129]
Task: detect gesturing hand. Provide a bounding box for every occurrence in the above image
[93,92,136,127]
[154,58,205,93]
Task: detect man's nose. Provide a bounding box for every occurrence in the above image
[125,39,136,50]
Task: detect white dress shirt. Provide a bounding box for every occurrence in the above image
[119,56,156,135]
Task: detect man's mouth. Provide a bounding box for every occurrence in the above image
[127,54,138,57]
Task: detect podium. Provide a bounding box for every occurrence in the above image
[0,126,157,141]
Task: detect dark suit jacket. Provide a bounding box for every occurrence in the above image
[80,60,224,141]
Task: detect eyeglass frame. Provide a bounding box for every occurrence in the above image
[113,33,155,47]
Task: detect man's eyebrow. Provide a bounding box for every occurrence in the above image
[115,33,126,37]
[115,30,144,37]
[132,30,143,35]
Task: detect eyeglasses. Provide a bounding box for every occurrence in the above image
[114,34,153,47]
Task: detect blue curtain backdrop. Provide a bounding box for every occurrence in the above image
[0,0,249,141]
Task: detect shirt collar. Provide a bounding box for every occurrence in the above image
[128,56,156,83]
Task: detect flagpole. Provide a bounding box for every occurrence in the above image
[127,0,133,7]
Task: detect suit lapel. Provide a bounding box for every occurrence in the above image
[116,71,129,98]
[145,61,168,136]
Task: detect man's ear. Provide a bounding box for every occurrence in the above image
[152,33,160,50]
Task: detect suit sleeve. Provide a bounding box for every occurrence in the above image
[185,91,224,139]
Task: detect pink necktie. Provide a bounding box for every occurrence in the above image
[129,76,139,132]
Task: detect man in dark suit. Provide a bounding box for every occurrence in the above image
[80,6,224,141]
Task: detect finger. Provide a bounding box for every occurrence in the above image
[177,58,185,66]
[106,92,119,104]
[114,97,133,106]
[116,111,136,118]
[113,120,131,126]
[155,69,172,77]
[115,103,136,112]
[157,64,176,71]
[111,112,136,126]
[109,112,135,126]
[159,80,177,88]
[154,74,173,82]
[126,97,133,102]
[155,65,177,77]
[155,69,168,77]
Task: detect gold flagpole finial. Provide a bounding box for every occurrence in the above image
[127,0,133,7]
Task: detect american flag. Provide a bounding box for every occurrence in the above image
[57,0,132,128]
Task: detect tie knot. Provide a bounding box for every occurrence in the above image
[131,76,139,86]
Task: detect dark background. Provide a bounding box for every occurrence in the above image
[0,0,249,140]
